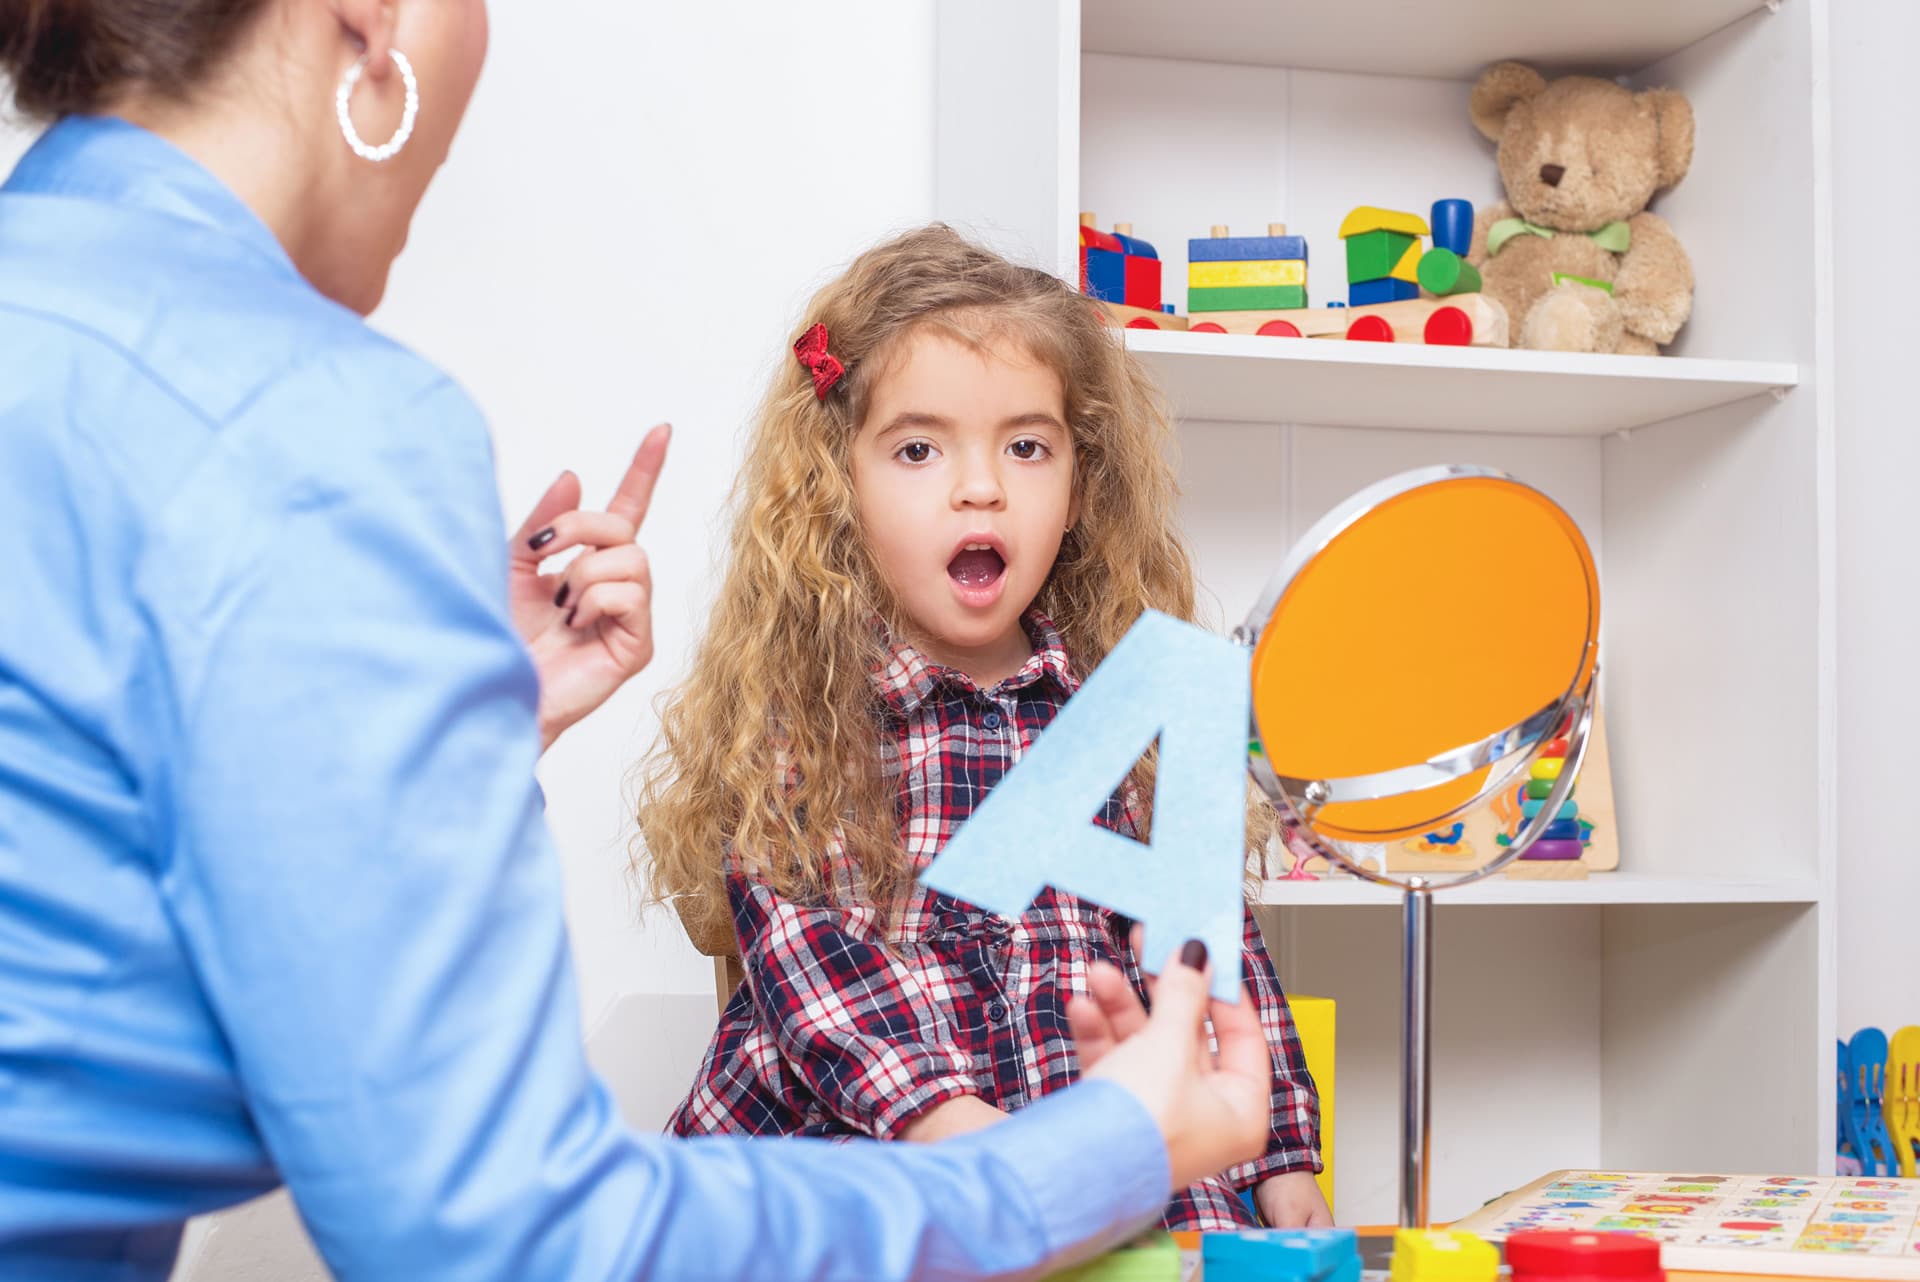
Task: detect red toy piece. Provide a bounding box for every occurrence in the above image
[1347,314,1394,342]
[1424,305,1474,346]
[1256,319,1303,337]
[1506,1230,1664,1282]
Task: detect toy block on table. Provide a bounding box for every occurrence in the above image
[1344,231,1419,286]
[1504,1230,1663,1282]
[1043,1232,1181,1282]
[1339,206,1432,240]
[1387,1229,1498,1282]
[1390,236,1423,284]
[1203,1228,1359,1282]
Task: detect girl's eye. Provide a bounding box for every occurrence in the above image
[897,441,935,464]
[1009,438,1049,461]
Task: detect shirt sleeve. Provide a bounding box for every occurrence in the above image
[1225,907,1324,1187]
[729,869,988,1138]
[136,363,1169,1281]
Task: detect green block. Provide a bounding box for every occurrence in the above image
[1344,229,1416,285]
[1188,284,1308,312]
[1525,778,1556,800]
[1044,1233,1181,1282]
[1417,247,1482,296]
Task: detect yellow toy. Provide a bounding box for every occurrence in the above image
[1388,1228,1499,1282]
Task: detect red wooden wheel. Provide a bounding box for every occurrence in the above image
[1424,305,1473,346]
[1125,316,1163,329]
[1191,321,1227,333]
[1256,320,1303,337]
[1346,314,1394,342]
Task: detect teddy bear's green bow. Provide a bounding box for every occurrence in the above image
[1486,217,1632,257]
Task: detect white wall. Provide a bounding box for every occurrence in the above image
[1831,0,1920,1040]
[373,1,938,1018]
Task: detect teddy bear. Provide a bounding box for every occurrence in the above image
[1465,61,1695,355]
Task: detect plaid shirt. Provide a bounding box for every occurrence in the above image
[666,612,1321,1230]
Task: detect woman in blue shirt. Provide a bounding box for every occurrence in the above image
[0,2,1278,1280]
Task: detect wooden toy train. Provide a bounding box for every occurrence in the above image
[1078,200,1508,348]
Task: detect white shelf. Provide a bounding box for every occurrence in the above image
[1117,328,1799,434]
[1254,871,1821,908]
[1083,0,1771,80]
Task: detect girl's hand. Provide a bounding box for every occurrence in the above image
[900,1095,1010,1143]
[1254,1170,1334,1227]
[1069,941,1273,1193]
[507,424,671,751]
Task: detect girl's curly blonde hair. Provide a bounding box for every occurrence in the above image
[632,223,1270,955]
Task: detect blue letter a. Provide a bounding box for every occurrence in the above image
[921,610,1250,999]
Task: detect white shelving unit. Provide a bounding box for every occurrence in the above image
[938,0,1833,1225]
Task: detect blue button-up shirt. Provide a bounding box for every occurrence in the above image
[0,117,1168,1282]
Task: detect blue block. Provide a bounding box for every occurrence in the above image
[1349,278,1418,305]
[1190,234,1309,264]
[1111,231,1159,260]
[1542,818,1583,841]
[1203,1228,1358,1281]
[1082,247,1125,303]
[1161,303,1175,313]
[1431,198,1474,256]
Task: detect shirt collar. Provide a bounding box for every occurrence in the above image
[869,609,1079,718]
[4,115,302,283]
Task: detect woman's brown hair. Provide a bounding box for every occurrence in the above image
[1,0,273,120]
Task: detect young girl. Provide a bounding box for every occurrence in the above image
[636,224,1328,1230]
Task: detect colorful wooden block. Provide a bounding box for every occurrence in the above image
[1430,199,1474,257]
[1204,1228,1358,1282]
[1525,778,1555,800]
[1504,1230,1662,1282]
[1123,253,1162,310]
[1339,206,1431,240]
[1044,1232,1182,1282]
[1388,1229,1498,1282]
[1190,284,1308,312]
[1189,259,1307,288]
[1521,799,1581,821]
[1111,230,1159,261]
[1191,234,1309,263]
[1082,247,1125,303]
[1417,248,1483,297]
[1079,220,1124,255]
[1530,758,1566,782]
[1520,839,1585,860]
[1390,237,1423,284]
[1345,230,1419,285]
[1348,278,1419,306]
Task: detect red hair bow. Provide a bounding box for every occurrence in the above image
[794,322,845,399]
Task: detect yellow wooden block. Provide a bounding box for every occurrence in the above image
[1530,757,1565,782]
[1390,237,1422,283]
[1339,205,1431,239]
[1188,259,1307,288]
[1290,994,1336,1215]
[1388,1229,1498,1282]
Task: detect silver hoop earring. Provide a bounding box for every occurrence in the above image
[336,50,419,163]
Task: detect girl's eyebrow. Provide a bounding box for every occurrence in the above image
[1002,412,1066,432]
[875,411,952,439]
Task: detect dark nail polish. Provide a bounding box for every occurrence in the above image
[528,527,556,551]
[566,606,578,627]
[554,583,570,608]
[1180,939,1208,970]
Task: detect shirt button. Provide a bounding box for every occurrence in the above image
[986,1001,1008,1024]
[982,712,1002,729]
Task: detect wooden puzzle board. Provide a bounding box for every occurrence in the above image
[1453,1170,1920,1279]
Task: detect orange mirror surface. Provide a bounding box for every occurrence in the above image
[1247,470,1597,842]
